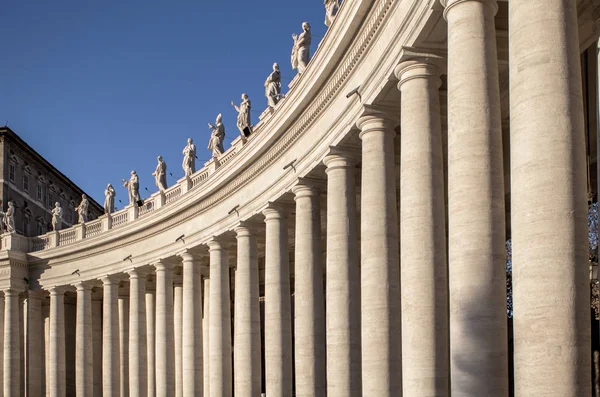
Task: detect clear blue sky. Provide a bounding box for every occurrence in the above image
[0,0,327,208]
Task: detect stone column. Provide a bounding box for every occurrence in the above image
[75,283,93,397]
[154,261,175,396]
[25,290,43,397]
[102,275,121,397]
[0,294,4,396]
[263,205,293,397]
[323,148,361,397]
[394,58,449,397]
[145,287,156,397]
[208,238,232,397]
[292,183,326,397]
[234,224,261,397]
[119,291,129,397]
[202,277,210,397]
[356,108,401,397]
[174,281,183,397]
[91,288,103,397]
[441,1,508,395]
[128,269,147,397]
[509,1,591,396]
[180,251,203,397]
[48,287,65,397]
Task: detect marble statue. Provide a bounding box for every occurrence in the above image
[264,63,282,108]
[291,22,312,74]
[153,155,168,191]
[182,138,197,177]
[231,94,252,139]
[74,194,89,223]
[208,114,225,158]
[51,202,62,231]
[324,0,340,27]
[122,170,141,205]
[104,183,116,214]
[4,202,14,234]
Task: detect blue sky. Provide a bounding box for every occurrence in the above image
[0,0,327,208]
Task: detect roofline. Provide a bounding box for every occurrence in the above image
[0,126,104,211]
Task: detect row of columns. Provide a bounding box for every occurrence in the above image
[1,0,592,395]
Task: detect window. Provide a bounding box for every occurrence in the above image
[47,193,52,208]
[36,221,45,236]
[23,217,30,237]
[8,164,15,182]
[36,184,43,201]
[23,174,29,192]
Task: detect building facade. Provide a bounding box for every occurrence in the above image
[0,0,599,396]
[0,127,103,236]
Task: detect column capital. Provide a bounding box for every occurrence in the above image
[126,267,151,279]
[395,47,445,89]
[177,249,200,263]
[356,105,398,138]
[47,285,69,296]
[153,260,176,273]
[206,237,231,251]
[262,201,291,221]
[74,281,95,292]
[101,274,123,286]
[441,0,498,20]
[234,221,262,238]
[323,146,360,171]
[292,177,326,199]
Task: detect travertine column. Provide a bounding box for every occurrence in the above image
[102,276,120,397]
[202,277,210,397]
[509,1,590,396]
[356,109,401,397]
[234,225,261,397]
[154,261,175,397]
[0,294,4,396]
[292,183,326,397]
[394,58,449,397]
[47,287,65,397]
[208,238,232,397]
[128,269,147,397]
[263,205,293,397]
[174,281,183,397]
[25,290,43,397]
[323,149,361,397]
[145,288,156,397]
[119,292,129,397]
[442,0,508,395]
[91,289,103,397]
[180,251,203,397]
[75,283,93,397]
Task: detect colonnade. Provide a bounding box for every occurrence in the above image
[0,0,594,396]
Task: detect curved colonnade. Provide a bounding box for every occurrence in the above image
[0,0,599,396]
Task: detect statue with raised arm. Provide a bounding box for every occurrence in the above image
[121,170,140,205]
[231,94,252,139]
[4,201,15,233]
[153,155,168,191]
[264,63,281,108]
[182,138,197,176]
[51,202,62,231]
[324,0,340,26]
[74,194,89,223]
[291,22,312,74]
[104,184,116,214]
[207,114,225,158]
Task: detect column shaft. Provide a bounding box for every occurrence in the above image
[119,295,129,397]
[155,262,175,396]
[443,0,508,395]
[202,278,210,397]
[129,270,148,397]
[263,206,293,397]
[357,111,401,397]
[292,185,326,397]
[146,290,156,397]
[92,291,103,397]
[76,284,93,397]
[48,288,65,397]
[395,60,449,397]
[323,150,361,397]
[174,284,183,397]
[181,253,203,397]
[103,277,120,397]
[234,226,261,397]
[509,1,590,395]
[25,291,43,397]
[208,239,232,397]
